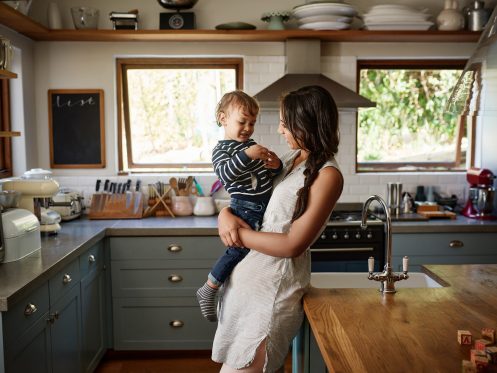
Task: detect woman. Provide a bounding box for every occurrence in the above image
[212,85,344,373]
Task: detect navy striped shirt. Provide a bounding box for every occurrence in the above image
[212,139,282,203]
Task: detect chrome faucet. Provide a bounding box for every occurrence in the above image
[361,195,409,293]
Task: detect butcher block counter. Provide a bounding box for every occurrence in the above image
[304,264,497,372]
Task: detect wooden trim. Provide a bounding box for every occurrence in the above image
[357,59,468,69]
[0,80,13,178]
[117,57,243,172]
[48,89,106,168]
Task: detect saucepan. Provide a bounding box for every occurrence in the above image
[156,0,199,10]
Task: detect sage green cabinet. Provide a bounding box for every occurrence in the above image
[110,236,226,350]
[1,241,107,373]
[392,232,497,271]
[80,242,107,373]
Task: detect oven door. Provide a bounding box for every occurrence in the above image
[310,225,385,272]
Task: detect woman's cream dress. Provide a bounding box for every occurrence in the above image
[212,150,340,372]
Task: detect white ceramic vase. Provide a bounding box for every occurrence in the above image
[437,0,465,30]
[47,2,62,29]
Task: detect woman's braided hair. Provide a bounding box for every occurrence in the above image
[280,86,339,222]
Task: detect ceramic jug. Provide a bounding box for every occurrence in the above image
[171,196,193,216]
[193,197,215,216]
[437,0,465,30]
[47,2,63,30]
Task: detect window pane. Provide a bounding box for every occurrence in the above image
[357,68,465,172]
[126,68,236,167]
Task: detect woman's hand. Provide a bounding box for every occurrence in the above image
[218,207,251,247]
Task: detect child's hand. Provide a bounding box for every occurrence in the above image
[245,144,270,160]
[264,151,281,170]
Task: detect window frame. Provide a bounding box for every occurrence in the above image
[116,57,243,174]
[355,59,471,173]
[0,79,13,179]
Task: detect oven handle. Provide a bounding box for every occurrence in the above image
[310,247,375,253]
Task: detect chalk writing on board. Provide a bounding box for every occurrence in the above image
[55,95,97,108]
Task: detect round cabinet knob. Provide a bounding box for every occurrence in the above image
[168,274,183,283]
[320,233,326,240]
[367,232,373,239]
[62,274,72,284]
[88,254,96,263]
[169,320,184,328]
[332,233,338,240]
[168,244,182,253]
[343,232,349,239]
[355,233,361,239]
[24,303,38,316]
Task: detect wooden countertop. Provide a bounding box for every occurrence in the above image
[304,264,497,372]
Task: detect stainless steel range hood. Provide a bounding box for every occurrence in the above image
[254,39,375,109]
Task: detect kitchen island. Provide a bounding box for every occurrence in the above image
[304,264,497,372]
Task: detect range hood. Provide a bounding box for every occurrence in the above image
[254,39,375,109]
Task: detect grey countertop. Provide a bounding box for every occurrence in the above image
[0,214,496,311]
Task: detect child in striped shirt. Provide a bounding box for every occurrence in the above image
[196,90,282,322]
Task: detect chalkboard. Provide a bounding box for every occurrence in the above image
[48,89,106,168]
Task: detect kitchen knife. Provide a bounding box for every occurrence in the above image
[135,179,141,192]
[99,179,111,212]
[124,179,133,209]
[125,179,132,191]
[93,179,102,213]
[103,179,110,193]
[133,180,143,215]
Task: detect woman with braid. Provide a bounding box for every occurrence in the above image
[211,85,343,373]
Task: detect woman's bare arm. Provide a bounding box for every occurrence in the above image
[237,166,343,258]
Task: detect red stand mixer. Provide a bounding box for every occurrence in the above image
[462,168,496,220]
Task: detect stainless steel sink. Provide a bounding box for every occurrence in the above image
[310,272,443,289]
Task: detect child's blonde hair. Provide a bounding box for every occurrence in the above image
[215,90,260,127]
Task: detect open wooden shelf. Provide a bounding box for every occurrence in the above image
[0,3,482,43]
[0,131,21,137]
[0,69,17,79]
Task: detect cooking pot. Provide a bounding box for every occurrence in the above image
[156,0,198,10]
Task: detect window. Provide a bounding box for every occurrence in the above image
[117,58,242,173]
[0,80,13,179]
[357,60,469,172]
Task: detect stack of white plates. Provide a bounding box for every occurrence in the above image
[363,4,433,30]
[292,2,357,30]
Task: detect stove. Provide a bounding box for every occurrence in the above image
[310,204,386,272]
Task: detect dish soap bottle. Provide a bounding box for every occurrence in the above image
[437,0,465,30]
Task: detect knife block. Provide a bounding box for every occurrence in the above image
[88,192,144,219]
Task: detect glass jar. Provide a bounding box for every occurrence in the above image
[171,196,193,216]
[193,197,215,216]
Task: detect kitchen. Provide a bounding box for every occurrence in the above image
[1,0,497,372]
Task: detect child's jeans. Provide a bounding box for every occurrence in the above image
[208,198,267,287]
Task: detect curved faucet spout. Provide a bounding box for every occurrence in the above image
[361,195,392,272]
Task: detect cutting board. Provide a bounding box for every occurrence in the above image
[417,210,457,219]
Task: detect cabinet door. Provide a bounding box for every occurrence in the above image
[50,284,82,373]
[4,312,52,373]
[80,266,106,373]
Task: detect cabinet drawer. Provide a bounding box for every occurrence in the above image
[392,233,497,257]
[49,258,81,302]
[3,282,50,343]
[111,260,213,297]
[80,241,104,278]
[110,237,226,261]
[113,297,216,350]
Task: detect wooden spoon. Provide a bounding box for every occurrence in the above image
[169,177,180,196]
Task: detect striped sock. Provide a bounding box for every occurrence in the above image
[196,282,218,322]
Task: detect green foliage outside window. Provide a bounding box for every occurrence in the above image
[358,68,464,169]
